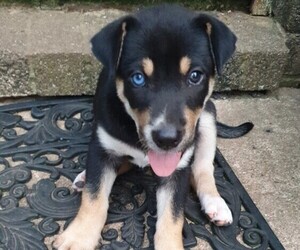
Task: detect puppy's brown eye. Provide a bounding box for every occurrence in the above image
[188,70,203,86]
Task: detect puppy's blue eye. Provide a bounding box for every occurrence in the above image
[131,72,145,87]
[188,70,203,86]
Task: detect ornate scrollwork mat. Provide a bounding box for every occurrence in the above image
[0,98,284,250]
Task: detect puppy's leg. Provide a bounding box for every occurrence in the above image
[53,140,117,250]
[154,169,190,250]
[192,107,233,226]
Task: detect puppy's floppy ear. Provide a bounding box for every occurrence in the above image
[91,16,137,71]
[192,13,237,75]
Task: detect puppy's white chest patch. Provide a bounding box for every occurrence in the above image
[97,126,148,167]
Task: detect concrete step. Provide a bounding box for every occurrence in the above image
[0,7,289,97]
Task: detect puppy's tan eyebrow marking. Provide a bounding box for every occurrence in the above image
[142,58,154,77]
[179,56,191,75]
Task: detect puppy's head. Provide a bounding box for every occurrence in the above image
[91,5,236,176]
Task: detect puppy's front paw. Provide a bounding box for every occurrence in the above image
[53,221,99,250]
[200,195,233,226]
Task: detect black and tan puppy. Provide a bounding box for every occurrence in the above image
[54,4,240,250]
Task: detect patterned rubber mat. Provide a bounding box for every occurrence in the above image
[0,98,284,250]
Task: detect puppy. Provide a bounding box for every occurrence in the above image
[54,4,238,250]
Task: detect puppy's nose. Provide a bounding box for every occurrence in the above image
[152,126,182,150]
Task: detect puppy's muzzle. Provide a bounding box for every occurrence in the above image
[151,125,182,150]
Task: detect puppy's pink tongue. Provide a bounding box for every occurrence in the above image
[148,151,181,177]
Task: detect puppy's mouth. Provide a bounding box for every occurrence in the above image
[147,150,182,177]
[141,122,192,177]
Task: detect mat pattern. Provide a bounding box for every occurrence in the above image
[0,98,284,250]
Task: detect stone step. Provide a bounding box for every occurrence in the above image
[0,7,289,97]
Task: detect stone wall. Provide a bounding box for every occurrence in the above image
[271,0,300,87]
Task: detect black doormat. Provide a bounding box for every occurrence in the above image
[0,98,284,250]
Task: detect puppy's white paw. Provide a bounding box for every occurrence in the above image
[53,221,99,250]
[200,195,233,226]
[53,235,98,250]
[72,170,86,192]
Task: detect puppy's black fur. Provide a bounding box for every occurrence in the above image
[54,5,252,250]
[88,4,236,187]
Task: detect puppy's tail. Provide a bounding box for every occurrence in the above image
[217,121,254,139]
